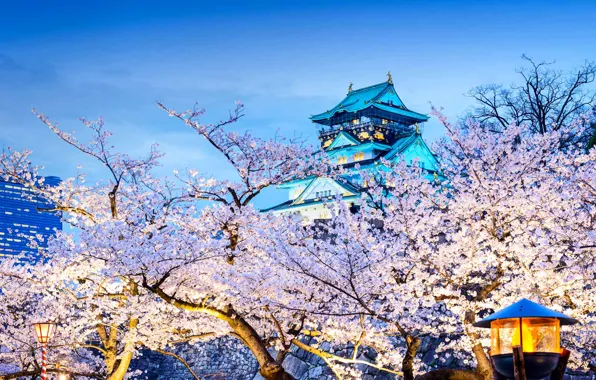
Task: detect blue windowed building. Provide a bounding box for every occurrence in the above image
[0,176,62,261]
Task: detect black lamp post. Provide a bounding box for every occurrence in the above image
[473,298,578,380]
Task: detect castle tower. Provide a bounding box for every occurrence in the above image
[264,75,440,221]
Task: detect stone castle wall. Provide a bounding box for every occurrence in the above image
[129,336,595,380]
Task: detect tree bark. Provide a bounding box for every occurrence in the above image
[403,335,421,380]
[145,285,293,380]
[226,311,294,380]
[512,346,527,380]
[472,343,493,380]
[550,348,570,380]
[107,317,139,380]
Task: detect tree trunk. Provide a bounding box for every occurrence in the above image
[143,284,294,379]
[106,319,139,380]
[227,313,294,380]
[403,335,421,380]
[472,343,493,380]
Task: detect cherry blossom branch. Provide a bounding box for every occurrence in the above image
[290,338,403,376]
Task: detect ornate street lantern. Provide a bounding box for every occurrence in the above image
[33,322,56,344]
[33,322,56,380]
[473,299,578,380]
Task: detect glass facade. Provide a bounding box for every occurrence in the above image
[0,176,62,261]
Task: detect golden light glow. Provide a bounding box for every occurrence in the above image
[352,119,360,125]
[358,131,370,140]
[353,152,365,161]
[323,139,332,148]
[337,156,348,165]
[490,318,559,355]
[374,131,385,140]
[33,322,56,344]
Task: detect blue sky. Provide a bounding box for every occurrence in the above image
[1,0,595,208]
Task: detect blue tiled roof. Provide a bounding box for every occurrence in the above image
[384,133,420,160]
[473,299,579,328]
[261,195,361,212]
[311,81,429,123]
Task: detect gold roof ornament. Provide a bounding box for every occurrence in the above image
[387,71,393,84]
[348,82,353,93]
[414,123,420,134]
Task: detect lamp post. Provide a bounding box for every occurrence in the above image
[473,299,578,380]
[33,322,56,380]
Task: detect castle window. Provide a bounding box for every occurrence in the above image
[358,131,370,140]
[352,119,360,125]
[382,119,388,125]
[353,152,365,161]
[337,156,348,164]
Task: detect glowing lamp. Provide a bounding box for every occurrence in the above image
[473,299,578,380]
[33,322,56,345]
[33,322,56,380]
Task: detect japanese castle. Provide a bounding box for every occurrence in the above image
[264,73,439,220]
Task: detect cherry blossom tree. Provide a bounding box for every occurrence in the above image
[0,100,593,380]
[1,102,333,380]
[395,110,596,378]
[265,110,596,379]
[0,118,225,380]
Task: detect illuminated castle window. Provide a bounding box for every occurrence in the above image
[358,131,370,140]
[374,131,385,140]
[337,156,348,164]
[352,119,360,125]
[382,119,388,125]
[353,152,365,161]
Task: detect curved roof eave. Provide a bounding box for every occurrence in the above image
[472,298,579,328]
[311,104,429,123]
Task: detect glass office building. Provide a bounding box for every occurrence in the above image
[0,176,62,261]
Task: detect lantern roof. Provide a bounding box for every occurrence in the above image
[473,298,579,328]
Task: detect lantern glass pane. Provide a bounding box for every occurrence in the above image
[520,318,560,353]
[491,318,520,355]
[490,318,560,355]
[33,322,55,344]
